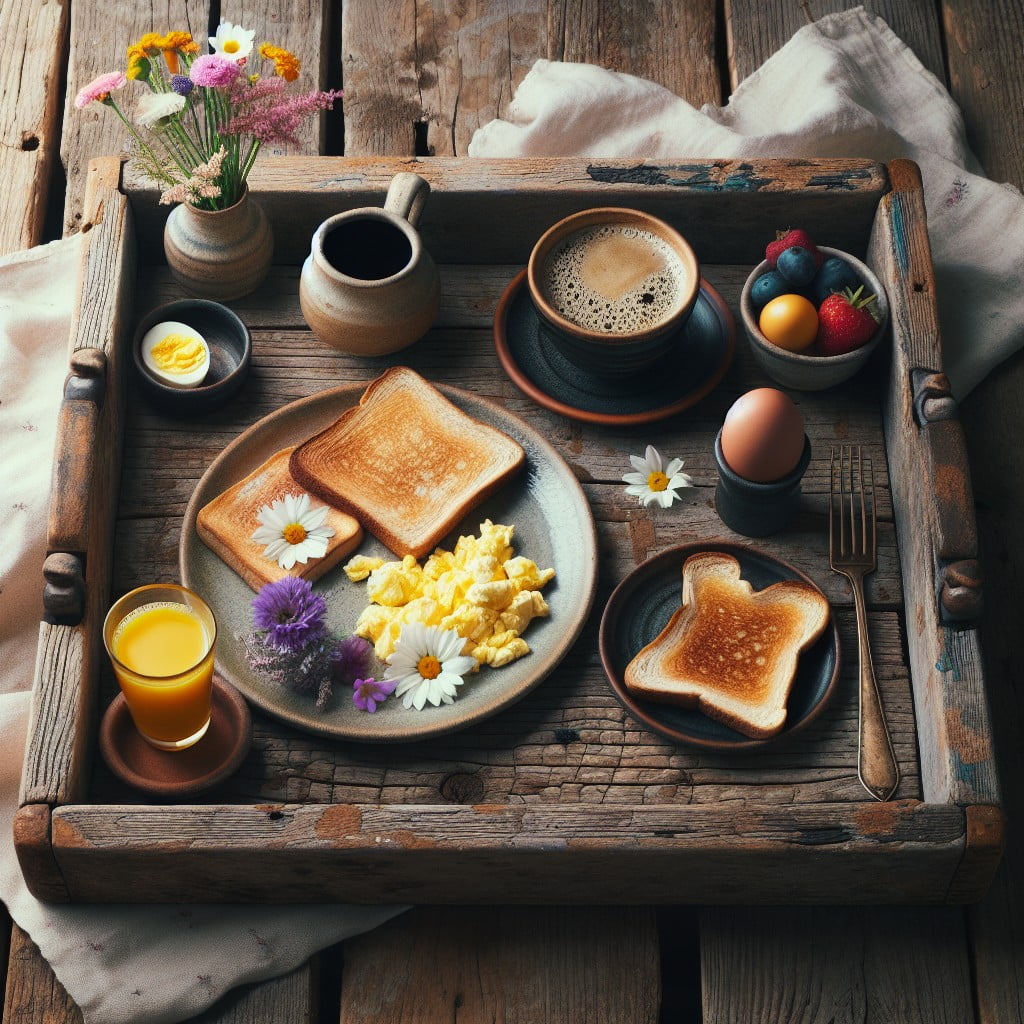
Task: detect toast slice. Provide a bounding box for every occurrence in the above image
[624,551,830,738]
[289,367,526,558]
[197,446,364,591]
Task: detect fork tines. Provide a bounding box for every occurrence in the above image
[830,444,876,562]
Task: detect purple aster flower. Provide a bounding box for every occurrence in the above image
[352,677,397,713]
[252,577,327,653]
[171,74,194,96]
[331,633,374,685]
[190,54,242,88]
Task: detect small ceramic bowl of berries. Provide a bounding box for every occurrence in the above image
[740,229,889,391]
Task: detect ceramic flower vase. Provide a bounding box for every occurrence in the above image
[163,188,273,301]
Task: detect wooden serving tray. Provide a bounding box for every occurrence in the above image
[16,155,1003,904]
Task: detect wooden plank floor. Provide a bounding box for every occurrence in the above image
[1,1,1022,1021]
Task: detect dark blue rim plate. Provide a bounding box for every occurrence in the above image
[493,269,735,426]
[598,541,841,752]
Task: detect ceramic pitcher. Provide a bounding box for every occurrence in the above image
[163,188,273,301]
[299,172,440,355]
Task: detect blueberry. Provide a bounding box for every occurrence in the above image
[750,269,790,311]
[776,246,818,286]
[811,256,863,303]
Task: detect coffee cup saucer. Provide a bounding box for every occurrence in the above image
[493,269,735,426]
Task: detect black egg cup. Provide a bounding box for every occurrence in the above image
[714,430,811,537]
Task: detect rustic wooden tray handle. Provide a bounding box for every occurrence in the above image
[912,368,983,626]
[44,348,107,625]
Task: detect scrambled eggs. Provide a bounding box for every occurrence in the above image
[344,520,555,668]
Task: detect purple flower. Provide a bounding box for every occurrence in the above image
[190,54,242,88]
[171,74,194,96]
[252,577,327,653]
[352,678,397,713]
[331,633,374,685]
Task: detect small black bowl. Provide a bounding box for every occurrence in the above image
[133,299,251,415]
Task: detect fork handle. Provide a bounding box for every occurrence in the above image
[852,577,899,801]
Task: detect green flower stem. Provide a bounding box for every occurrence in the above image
[107,100,178,181]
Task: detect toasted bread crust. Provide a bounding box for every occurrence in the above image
[289,367,526,558]
[197,447,364,591]
[624,551,830,738]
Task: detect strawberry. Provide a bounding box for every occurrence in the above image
[766,229,824,270]
[816,286,879,355]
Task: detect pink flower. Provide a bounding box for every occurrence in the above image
[74,71,127,109]
[189,54,241,88]
[223,78,342,146]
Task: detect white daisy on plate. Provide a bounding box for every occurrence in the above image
[209,21,256,60]
[252,492,335,570]
[135,91,186,128]
[385,623,478,711]
[622,444,693,508]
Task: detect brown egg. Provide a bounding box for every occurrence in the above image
[720,388,805,482]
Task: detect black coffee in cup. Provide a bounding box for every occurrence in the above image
[322,215,414,281]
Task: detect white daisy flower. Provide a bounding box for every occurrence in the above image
[209,21,256,60]
[385,623,478,711]
[622,444,693,509]
[135,91,186,128]
[252,493,335,570]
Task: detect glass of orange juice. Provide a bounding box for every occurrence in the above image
[102,584,217,751]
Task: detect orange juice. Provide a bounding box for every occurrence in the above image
[105,588,217,751]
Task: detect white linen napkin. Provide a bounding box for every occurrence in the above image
[469,5,1024,399]
[0,236,405,1024]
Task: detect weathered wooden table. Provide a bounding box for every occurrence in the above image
[2,2,1022,1021]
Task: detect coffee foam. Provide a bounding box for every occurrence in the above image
[541,225,687,334]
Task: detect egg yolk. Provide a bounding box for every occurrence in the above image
[150,334,207,376]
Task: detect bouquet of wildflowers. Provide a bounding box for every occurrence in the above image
[74,22,342,210]
[243,577,395,712]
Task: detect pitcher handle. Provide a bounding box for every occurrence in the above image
[384,172,431,228]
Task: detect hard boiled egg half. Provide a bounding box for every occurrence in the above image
[140,321,210,389]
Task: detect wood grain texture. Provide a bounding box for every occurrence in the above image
[0,0,67,255]
[870,161,998,809]
[551,0,720,105]
[61,0,211,236]
[47,800,972,904]
[2,926,81,1024]
[700,906,974,1023]
[943,2,1024,1014]
[20,160,135,809]
[724,0,947,89]
[340,907,659,1023]
[942,0,1024,187]
[125,155,890,266]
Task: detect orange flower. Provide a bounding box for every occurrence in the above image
[258,42,300,82]
[155,31,198,73]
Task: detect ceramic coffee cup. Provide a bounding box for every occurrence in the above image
[526,207,700,377]
[300,172,441,355]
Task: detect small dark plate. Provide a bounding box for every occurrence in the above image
[494,269,735,426]
[133,299,252,415]
[99,675,252,798]
[598,541,840,751]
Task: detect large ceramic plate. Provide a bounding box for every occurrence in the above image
[599,541,840,752]
[181,382,598,742]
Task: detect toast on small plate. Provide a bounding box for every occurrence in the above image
[197,446,363,591]
[624,550,830,738]
[289,366,526,558]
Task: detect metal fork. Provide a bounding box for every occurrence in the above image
[829,445,899,802]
